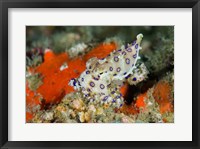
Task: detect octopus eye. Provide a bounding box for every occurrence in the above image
[103,96,108,101]
[116,67,121,72]
[135,44,138,49]
[123,72,127,75]
[89,81,95,87]
[86,70,90,74]
[109,67,113,71]
[126,48,132,52]
[125,58,130,64]
[100,84,105,89]
[132,40,136,45]
[114,56,119,62]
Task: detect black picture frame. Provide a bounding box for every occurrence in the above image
[0,0,199,149]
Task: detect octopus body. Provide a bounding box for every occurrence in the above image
[69,34,148,107]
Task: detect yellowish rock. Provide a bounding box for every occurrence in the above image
[79,112,85,123]
[88,105,96,113]
[56,105,66,112]
[72,99,84,111]
[96,107,104,115]
[84,112,91,122]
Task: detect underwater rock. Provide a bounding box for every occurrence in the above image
[69,34,148,107]
[68,43,88,58]
[72,99,84,111]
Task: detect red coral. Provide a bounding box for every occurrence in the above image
[120,80,174,118]
[135,93,147,109]
[120,83,128,97]
[36,50,69,77]
[26,112,33,122]
[153,81,173,114]
[84,43,117,61]
[120,102,138,115]
[26,83,42,121]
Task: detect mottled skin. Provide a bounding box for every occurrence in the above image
[69,34,147,107]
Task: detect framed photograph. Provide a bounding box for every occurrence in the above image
[0,0,199,148]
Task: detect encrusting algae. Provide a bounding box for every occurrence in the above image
[26,31,174,123]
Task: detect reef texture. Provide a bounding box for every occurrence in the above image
[31,72,174,123]
[26,26,174,123]
[26,42,118,121]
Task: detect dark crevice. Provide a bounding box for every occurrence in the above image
[124,64,174,105]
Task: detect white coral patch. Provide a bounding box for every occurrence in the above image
[68,43,87,58]
[60,62,68,71]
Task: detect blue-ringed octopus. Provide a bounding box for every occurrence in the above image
[69,34,148,107]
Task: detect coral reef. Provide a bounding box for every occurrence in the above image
[26,42,117,121]
[26,26,174,123]
[31,73,174,123]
